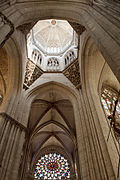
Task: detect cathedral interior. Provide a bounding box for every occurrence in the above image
[0,0,120,180]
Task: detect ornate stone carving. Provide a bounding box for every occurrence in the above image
[69,22,85,35]
[0,12,14,48]
[63,59,81,90]
[47,57,60,72]
[24,59,43,89]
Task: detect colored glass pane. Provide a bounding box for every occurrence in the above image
[34,153,70,179]
[101,88,120,119]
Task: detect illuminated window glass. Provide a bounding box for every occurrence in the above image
[101,87,120,119]
[34,153,70,179]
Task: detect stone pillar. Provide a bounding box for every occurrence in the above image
[0,12,14,48]
[74,90,115,180]
[83,2,120,82]
[0,113,26,180]
[73,97,89,180]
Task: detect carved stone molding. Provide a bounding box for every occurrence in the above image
[24,59,43,89]
[0,12,14,48]
[63,59,81,90]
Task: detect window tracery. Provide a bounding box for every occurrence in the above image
[101,87,120,119]
[64,51,76,67]
[101,86,120,143]
[101,87,120,175]
[34,153,70,179]
[31,49,42,66]
[47,58,60,72]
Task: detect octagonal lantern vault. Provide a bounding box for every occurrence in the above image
[27,19,78,72]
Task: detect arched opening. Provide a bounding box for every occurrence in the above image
[20,82,80,180]
[0,2,120,180]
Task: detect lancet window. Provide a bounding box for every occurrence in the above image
[47,58,59,72]
[31,49,42,65]
[64,51,75,66]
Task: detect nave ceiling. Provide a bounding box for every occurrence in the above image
[28,88,77,163]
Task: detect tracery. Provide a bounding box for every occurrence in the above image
[34,153,70,179]
[101,87,120,119]
[64,51,75,66]
[31,49,42,66]
[47,58,59,72]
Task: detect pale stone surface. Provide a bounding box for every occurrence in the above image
[0,1,120,180]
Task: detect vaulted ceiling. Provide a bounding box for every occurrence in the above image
[28,88,77,161]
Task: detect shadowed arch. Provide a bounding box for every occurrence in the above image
[15,1,88,27]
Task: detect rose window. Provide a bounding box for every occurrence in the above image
[34,153,70,179]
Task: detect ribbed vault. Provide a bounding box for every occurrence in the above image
[28,86,77,176]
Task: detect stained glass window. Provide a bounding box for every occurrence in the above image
[101,87,120,119]
[34,153,70,179]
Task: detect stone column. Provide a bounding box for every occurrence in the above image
[0,113,26,180]
[73,97,90,180]
[74,89,115,180]
[0,12,14,48]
